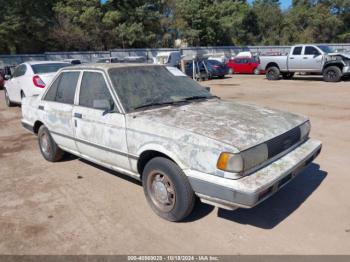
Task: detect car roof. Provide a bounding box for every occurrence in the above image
[61,63,160,71]
[25,60,70,66]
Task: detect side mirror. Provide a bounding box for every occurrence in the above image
[4,75,11,80]
[93,99,112,111]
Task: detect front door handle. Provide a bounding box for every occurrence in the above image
[290,57,294,60]
[303,57,308,59]
[38,105,44,111]
[74,113,82,119]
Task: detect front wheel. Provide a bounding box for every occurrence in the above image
[38,125,64,162]
[266,66,280,80]
[142,157,195,222]
[323,66,342,82]
[253,68,260,75]
[4,89,15,107]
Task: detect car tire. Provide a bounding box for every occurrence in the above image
[4,89,15,107]
[218,75,225,79]
[266,66,280,80]
[142,157,195,222]
[253,68,260,75]
[323,66,342,82]
[38,125,64,162]
[228,68,233,74]
[282,72,294,79]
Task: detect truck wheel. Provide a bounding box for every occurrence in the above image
[4,89,15,107]
[38,125,64,162]
[266,66,280,80]
[142,157,195,222]
[323,66,342,82]
[282,72,294,79]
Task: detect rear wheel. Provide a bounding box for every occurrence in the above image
[266,66,280,80]
[142,157,195,222]
[282,72,294,79]
[323,66,342,82]
[38,125,64,162]
[4,89,14,107]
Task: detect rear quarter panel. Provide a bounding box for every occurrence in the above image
[259,56,288,71]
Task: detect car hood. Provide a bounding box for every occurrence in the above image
[133,99,308,151]
[327,53,350,59]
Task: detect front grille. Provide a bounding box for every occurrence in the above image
[266,125,301,159]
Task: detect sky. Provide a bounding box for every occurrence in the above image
[248,0,292,10]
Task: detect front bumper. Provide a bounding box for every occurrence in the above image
[186,138,322,210]
[343,66,350,75]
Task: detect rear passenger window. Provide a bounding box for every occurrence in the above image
[79,72,115,110]
[43,72,80,104]
[292,47,302,55]
[13,65,27,78]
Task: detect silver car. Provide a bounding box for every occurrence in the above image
[21,64,322,221]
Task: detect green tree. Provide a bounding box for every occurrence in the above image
[0,0,57,54]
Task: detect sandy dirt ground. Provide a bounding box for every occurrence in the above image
[0,74,349,255]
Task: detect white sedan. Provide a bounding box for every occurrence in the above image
[4,61,70,106]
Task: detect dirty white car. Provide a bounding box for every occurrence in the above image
[21,64,322,221]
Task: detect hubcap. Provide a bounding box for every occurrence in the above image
[40,133,50,155]
[148,171,175,212]
[327,70,336,79]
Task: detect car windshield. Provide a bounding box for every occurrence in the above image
[109,66,213,112]
[32,63,70,74]
[317,45,335,54]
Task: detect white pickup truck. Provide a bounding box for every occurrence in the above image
[21,63,322,221]
[259,44,350,82]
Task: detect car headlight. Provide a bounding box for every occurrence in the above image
[217,152,243,173]
[300,121,311,140]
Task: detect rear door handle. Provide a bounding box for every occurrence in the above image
[290,57,294,60]
[303,57,308,59]
[74,113,82,119]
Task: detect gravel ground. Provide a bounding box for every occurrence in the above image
[0,74,349,254]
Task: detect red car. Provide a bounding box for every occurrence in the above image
[226,57,264,75]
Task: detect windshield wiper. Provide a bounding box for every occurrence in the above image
[133,101,179,110]
[184,95,219,101]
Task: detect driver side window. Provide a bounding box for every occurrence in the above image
[79,72,117,111]
[305,46,320,56]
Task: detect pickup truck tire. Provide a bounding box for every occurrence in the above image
[266,66,280,80]
[38,125,64,162]
[323,66,342,82]
[4,89,15,107]
[142,157,195,222]
[282,72,294,79]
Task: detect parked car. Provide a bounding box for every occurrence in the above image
[185,59,228,79]
[21,63,322,222]
[63,59,82,65]
[97,56,147,64]
[155,51,182,67]
[259,44,350,82]
[226,57,263,75]
[4,61,70,106]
